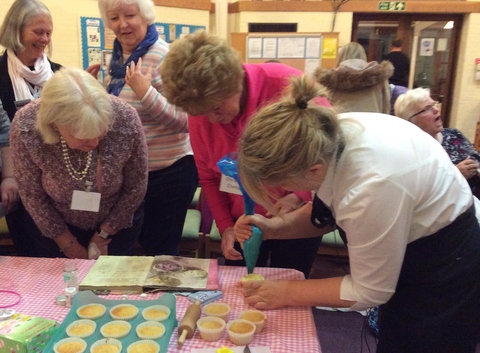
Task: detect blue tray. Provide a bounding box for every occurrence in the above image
[43,290,177,353]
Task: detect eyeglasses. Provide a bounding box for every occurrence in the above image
[408,101,439,121]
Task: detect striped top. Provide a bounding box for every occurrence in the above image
[114,39,193,172]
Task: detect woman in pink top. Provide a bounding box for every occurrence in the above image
[161,31,331,277]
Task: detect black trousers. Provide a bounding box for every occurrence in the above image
[9,202,144,258]
[138,155,198,256]
[377,204,480,353]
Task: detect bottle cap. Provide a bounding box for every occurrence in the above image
[0,309,15,320]
[65,287,77,295]
[56,295,67,306]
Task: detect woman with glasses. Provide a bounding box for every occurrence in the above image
[395,87,480,198]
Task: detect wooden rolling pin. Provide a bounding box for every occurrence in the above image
[178,300,202,347]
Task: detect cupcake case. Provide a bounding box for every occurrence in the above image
[44,290,177,353]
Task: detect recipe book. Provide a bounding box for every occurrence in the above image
[79,255,218,293]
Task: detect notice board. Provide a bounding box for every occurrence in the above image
[231,32,338,75]
[80,17,205,82]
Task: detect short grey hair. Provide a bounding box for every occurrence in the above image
[394,87,430,121]
[0,0,53,53]
[37,68,113,144]
[98,0,155,28]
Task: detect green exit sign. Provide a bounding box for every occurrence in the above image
[379,1,406,11]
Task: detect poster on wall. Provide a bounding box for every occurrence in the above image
[80,17,205,81]
[420,38,435,57]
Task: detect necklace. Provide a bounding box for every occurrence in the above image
[60,137,93,181]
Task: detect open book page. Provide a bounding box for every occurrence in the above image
[79,256,154,292]
[143,256,218,290]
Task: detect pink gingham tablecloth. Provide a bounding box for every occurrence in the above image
[0,256,321,353]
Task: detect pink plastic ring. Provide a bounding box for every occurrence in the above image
[0,290,21,308]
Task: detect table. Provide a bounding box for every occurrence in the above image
[0,256,321,353]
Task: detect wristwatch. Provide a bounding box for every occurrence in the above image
[97,229,111,239]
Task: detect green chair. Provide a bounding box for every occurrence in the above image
[204,220,222,259]
[318,230,348,257]
[180,209,205,258]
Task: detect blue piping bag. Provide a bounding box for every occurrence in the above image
[217,153,263,274]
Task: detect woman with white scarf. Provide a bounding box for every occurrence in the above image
[0,0,55,247]
[0,0,61,122]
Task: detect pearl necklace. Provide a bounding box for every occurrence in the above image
[60,137,93,181]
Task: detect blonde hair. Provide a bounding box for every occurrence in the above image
[37,68,113,144]
[0,0,52,54]
[160,30,244,116]
[238,75,338,212]
[394,87,431,121]
[337,42,367,65]
[98,0,155,27]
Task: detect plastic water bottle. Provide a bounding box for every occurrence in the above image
[63,259,79,293]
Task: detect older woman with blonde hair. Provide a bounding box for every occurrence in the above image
[395,87,480,198]
[0,0,100,255]
[235,75,480,353]
[160,30,331,278]
[10,67,148,258]
[97,0,198,257]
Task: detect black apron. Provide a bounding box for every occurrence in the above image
[311,196,480,353]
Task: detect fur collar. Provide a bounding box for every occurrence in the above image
[314,60,394,92]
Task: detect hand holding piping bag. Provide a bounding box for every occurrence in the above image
[217,153,263,274]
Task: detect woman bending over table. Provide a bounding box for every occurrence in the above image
[235,76,480,352]
[10,68,148,259]
[0,0,100,256]
[160,31,331,277]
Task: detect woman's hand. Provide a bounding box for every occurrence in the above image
[125,58,152,99]
[1,177,19,213]
[457,157,479,179]
[56,234,88,259]
[86,64,101,79]
[267,193,304,216]
[65,241,89,259]
[234,215,253,246]
[89,232,112,257]
[239,279,291,310]
[221,226,243,261]
[235,213,284,243]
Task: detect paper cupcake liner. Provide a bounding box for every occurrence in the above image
[100,320,132,339]
[90,338,122,353]
[127,339,160,353]
[197,316,226,341]
[136,321,166,340]
[76,304,107,320]
[109,304,139,320]
[53,337,87,353]
[141,305,171,322]
[66,319,97,338]
[202,302,231,321]
[238,309,266,333]
[226,319,256,346]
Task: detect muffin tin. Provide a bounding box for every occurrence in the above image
[44,290,176,353]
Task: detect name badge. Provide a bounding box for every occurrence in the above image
[71,190,101,212]
[219,174,242,196]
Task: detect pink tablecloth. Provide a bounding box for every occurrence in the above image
[0,256,321,353]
